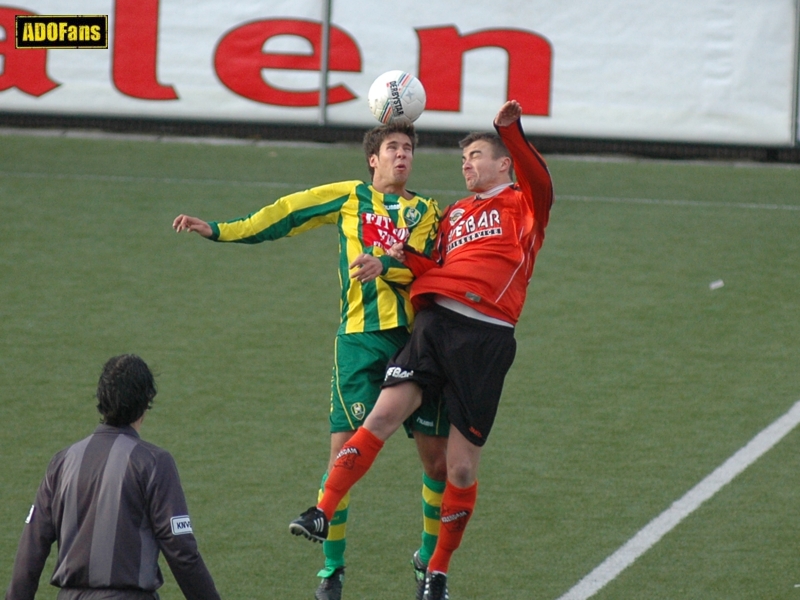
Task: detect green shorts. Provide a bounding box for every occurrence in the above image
[329,328,449,437]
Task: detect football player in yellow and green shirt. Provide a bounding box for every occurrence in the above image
[173,122,448,600]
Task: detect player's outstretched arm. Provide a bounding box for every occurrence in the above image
[172,215,212,238]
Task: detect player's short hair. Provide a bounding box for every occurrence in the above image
[363,122,418,178]
[96,354,157,427]
[459,132,514,180]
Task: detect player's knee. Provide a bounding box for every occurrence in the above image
[447,462,477,489]
[363,409,400,440]
[423,454,447,481]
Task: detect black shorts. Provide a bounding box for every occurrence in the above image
[383,304,516,446]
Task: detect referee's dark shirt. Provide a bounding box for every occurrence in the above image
[6,425,221,600]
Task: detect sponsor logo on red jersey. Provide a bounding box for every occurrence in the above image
[447,208,501,252]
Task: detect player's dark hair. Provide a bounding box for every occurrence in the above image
[96,354,157,427]
[459,132,515,180]
[363,121,417,178]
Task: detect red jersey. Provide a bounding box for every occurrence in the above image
[403,119,553,325]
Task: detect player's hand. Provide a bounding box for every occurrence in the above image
[494,100,522,128]
[173,215,212,237]
[349,254,383,283]
[387,242,406,263]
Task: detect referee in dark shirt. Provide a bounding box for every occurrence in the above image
[5,355,222,600]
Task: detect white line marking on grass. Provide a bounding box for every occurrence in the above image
[558,194,800,211]
[557,399,800,600]
[0,170,303,189]
[1,170,798,211]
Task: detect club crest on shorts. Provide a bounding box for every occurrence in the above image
[403,207,421,227]
[351,402,366,421]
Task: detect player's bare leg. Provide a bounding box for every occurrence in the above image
[415,433,448,482]
[362,381,423,440]
[444,425,482,488]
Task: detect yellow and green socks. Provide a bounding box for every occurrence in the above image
[317,475,350,577]
[418,472,446,565]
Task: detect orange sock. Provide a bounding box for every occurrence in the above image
[427,480,478,574]
[318,427,384,519]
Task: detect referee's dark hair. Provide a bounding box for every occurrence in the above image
[96,354,157,426]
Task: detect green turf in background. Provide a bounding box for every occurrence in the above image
[1,133,799,599]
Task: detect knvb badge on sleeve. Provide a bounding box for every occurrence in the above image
[15,15,108,49]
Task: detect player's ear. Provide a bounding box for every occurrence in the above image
[368,153,379,169]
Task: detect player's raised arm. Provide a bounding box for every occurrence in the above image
[493,99,522,128]
[172,215,213,238]
[493,101,553,228]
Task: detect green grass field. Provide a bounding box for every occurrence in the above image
[1,130,799,600]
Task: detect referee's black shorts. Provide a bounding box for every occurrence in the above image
[383,304,516,447]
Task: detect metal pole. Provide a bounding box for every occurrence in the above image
[318,0,332,125]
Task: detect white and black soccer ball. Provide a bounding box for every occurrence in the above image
[367,70,426,125]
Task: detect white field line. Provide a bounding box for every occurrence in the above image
[0,170,301,189]
[556,399,800,600]
[2,171,799,211]
[557,194,800,211]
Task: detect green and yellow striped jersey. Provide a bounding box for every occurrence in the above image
[209,180,440,335]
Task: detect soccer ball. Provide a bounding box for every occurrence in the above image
[367,70,426,125]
